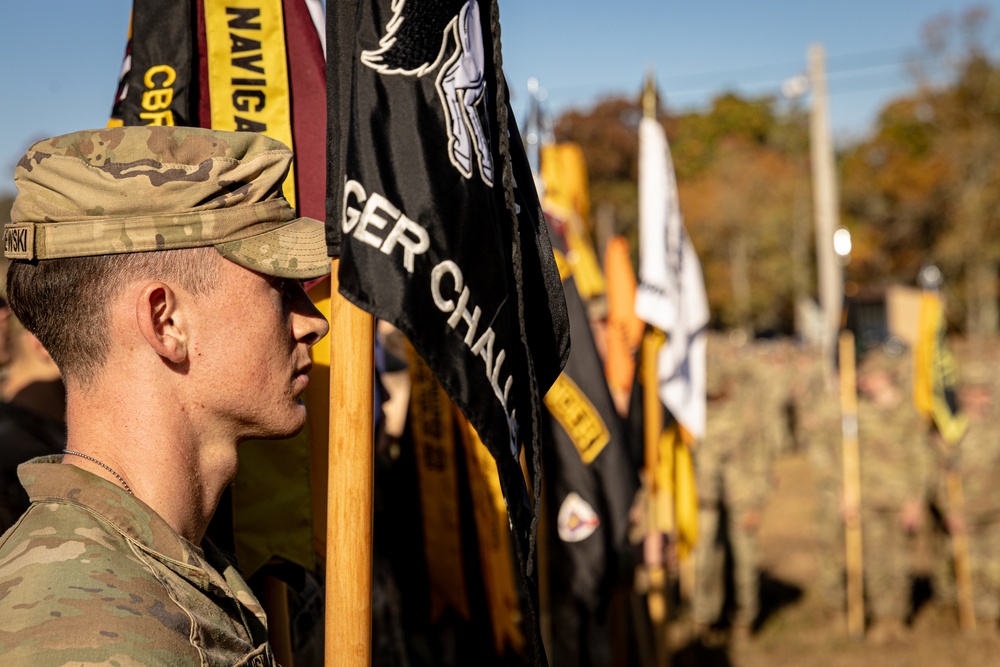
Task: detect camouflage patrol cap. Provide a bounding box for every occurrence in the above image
[3,126,329,279]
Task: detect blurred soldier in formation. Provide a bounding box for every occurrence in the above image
[756,338,798,459]
[0,259,67,532]
[852,341,930,643]
[692,332,783,643]
[940,346,1000,633]
[790,344,843,617]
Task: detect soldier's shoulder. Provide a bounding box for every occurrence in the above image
[0,502,197,662]
[0,500,168,610]
[3,497,159,562]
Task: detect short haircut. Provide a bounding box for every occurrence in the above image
[6,247,220,386]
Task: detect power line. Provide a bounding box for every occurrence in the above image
[540,46,914,93]
[539,44,996,96]
[547,61,961,113]
[662,69,915,103]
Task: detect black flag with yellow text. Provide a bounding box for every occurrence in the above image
[109,0,196,128]
[542,216,639,666]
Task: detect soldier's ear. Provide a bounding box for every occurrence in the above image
[135,282,188,366]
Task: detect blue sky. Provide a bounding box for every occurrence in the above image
[0,1,995,193]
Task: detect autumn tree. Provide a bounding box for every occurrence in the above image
[842,5,1000,336]
[554,95,642,239]
[556,91,810,333]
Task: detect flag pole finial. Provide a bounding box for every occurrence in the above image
[643,69,657,119]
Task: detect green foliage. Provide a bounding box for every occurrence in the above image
[671,94,779,180]
[876,99,935,156]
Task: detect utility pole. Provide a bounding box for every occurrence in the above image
[808,44,844,362]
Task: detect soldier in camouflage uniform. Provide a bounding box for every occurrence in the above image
[755,338,798,459]
[791,345,843,616]
[0,126,330,665]
[692,333,779,641]
[853,342,929,642]
[942,346,1000,632]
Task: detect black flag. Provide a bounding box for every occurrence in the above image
[109,0,196,127]
[542,217,640,666]
[326,0,570,660]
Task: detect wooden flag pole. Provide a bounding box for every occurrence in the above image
[641,331,669,667]
[638,76,670,667]
[838,331,864,641]
[326,259,375,666]
[946,470,977,633]
[260,576,295,666]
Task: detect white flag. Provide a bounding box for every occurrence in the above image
[634,116,710,440]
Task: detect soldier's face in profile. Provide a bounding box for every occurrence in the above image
[182,256,329,441]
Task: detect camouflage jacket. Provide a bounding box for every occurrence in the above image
[698,340,777,510]
[0,456,274,666]
[856,369,929,511]
[794,355,841,493]
[946,373,1000,521]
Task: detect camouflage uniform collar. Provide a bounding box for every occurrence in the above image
[16,455,216,589]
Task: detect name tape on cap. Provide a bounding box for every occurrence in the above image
[3,224,34,260]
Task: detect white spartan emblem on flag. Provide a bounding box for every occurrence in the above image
[361,0,494,186]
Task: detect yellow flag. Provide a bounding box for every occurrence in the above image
[457,411,526,654]
[671,432,699,560]
[641,329,699,559]
[540,142,591,226]
[541,142,606,300]
[914,292,968,445]
[204,0,297,206]
[408,346,471,622]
